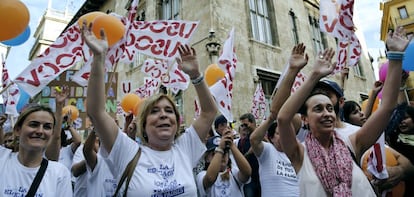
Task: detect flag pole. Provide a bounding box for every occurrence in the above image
[0,82,13,95]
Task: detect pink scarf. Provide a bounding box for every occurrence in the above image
[305,132,353,196]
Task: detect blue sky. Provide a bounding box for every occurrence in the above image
[5,0,384,80]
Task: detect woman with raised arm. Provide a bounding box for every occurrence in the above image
[82,21,217,196]
[0,105,72,196]
[277,27,411,196]
[250,43,308,197]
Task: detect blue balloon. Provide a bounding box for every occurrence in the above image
[1,26,30,46]
[403,41,414,71]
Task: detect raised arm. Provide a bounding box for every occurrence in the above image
[83,131,98,171]
[251,43,308,156]
[351,27,412,160]
[82,21,119,153]
[230,134,252,183]
[177,44,217,141]
[363,81,383,118]
[277,48,336,171]
[45,86,68,161]
[68,126,81,153]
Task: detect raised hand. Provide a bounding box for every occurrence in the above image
[55,86,69,105]
[372,81,383,95]
[386,26,412,52]
[81,20,108,56]
[289,43,309,70]
[311,48,336,78]
[177,44,201,79]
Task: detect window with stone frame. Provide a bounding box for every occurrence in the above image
[352,60,365,78]
[309,15,327,54]
[248,0,277,45]
[160,0,181,20]
[256,69,280,118]
[289,9,299,45]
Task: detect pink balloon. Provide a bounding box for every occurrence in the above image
[378,90,383,99]
[379,61,388,82]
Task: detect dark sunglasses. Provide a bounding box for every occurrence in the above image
[240,123,248,128]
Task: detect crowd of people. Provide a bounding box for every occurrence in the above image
[0,21,413,197]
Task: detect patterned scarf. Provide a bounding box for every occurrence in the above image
[305,131,353,196]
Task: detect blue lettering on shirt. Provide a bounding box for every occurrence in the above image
[151,186,184,197]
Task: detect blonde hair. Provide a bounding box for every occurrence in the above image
[136,93,182,144]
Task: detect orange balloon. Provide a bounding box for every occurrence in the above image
[361,98,379,114]
[77,11,106,28]
[205,64,225,86]
[372,97,379,112]
[0,0,30,41]
[362,147,405,196]
[92,14,125,47]
[121,93,140,113]
[132,98,145,116]
[62,105,80,121]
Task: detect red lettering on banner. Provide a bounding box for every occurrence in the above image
[151,39,165,56]
[338,0,355,32]
[220,100,226,108]
[144,65,162,78]
[50,37,69,49]
[81,72,90,80]
[136,35,153,50]
[16,69,41,87]
[167,41,180,58]
[322,15,338,33]
[166,22,180,36]
[9,89,18,96]
[43,63,60,74]
[183,23,198,39]
[149,21,168,33]
[55,54,75,68]
[173,69,187,83]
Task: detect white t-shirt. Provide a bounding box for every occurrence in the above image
[100,126,206,196]
[59,145,75,171]
[87,154,117,197]
[196,168,244,197]
[257,142,299,197]
[72,144,87,197]
[0,146,73,196]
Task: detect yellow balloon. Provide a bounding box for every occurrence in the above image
[77,11,106,28]
[205,64,225,86]
[62,105,79,121]
[92,14,125,47]
[121,93,140,113]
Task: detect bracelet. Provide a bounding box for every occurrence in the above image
[387,51,404,60]
[191,74,204,85]
[214,147,224,154]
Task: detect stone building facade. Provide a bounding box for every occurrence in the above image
[66,0,376,126]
